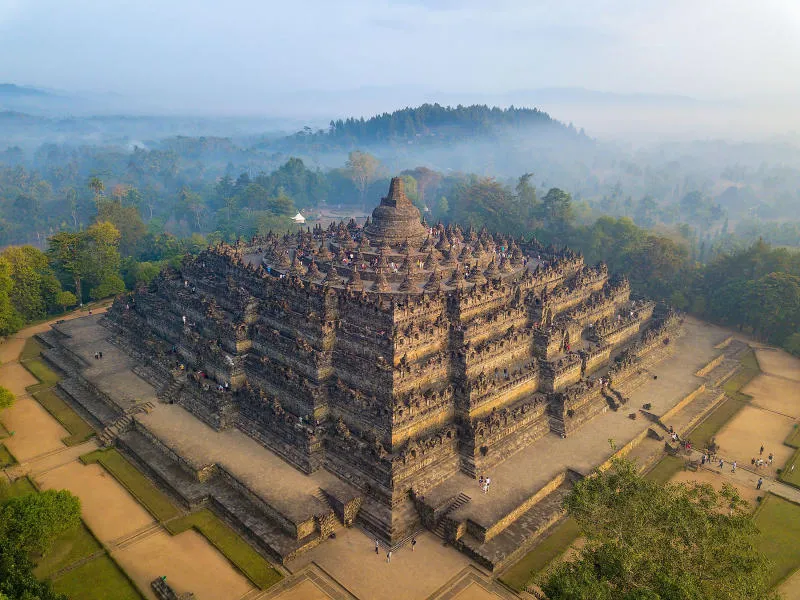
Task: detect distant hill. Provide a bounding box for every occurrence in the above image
[272,103,586,152]
[0,83,51,98]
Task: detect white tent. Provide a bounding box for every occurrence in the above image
[292,212,306,224]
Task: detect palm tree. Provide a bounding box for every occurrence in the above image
[88,176,105,204]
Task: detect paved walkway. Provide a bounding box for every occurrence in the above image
[682,448,800,504]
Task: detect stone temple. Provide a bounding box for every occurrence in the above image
[40,177,682,570]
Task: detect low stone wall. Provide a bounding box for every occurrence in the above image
[659,384,706,425]
[134,420,212,483]
[468,470,568,543]
[695,354,724,377]
[215,464,315,540]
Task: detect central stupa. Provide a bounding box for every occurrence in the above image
[362,177,428,247]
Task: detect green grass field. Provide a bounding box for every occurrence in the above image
[34,522,103,579]
[165,509,282,589]
[51,555,144,600]
[80,448,180,522]
[20,337,46,362]
[688,350,761,450]
[0,476,37,501]
[31,388,95,445]
[643,455,686,485]
[786,425,800,449]
[778,425,800,489]
[22,357,62,388]
[499,517,580,591]
[754,494,800,588]
[0,443,16,467]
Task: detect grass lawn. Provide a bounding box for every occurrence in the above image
[31,388,95,446]
[786,425,800,448]
[753,494,800,588]
[722,350,760,402]
[52,555,143,600]
[0,442,16,467]
[34,522,103,579]
[644,455,686,485]
[688,350,760,450]
[499,518,581,592]
[165,509,282,589]
[20,337,45,362]
[0,476,37,500]
[80,448,180,522]
[22,357,62,388]
[688,396,749,450]
[780,449,800,489]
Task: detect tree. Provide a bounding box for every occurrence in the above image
[55,290,77,313]
[47,231,87,303]
[405,167,441,209]
[96,200,147,257]
[48,222,124,304]
[0,386,13,410]
[0,490,81,555]
[1,246,63,322]
[345,151,380,210]
[0,256,19,336]
[540,459,776,600]
[87,176,104,204]
[541,188,574,235]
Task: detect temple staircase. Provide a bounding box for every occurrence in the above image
[433,493,471,538]
[158,377,185,404]
[98,401,156,447]
[312,488,337,516]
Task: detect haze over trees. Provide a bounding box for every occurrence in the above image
[0,102,798,355]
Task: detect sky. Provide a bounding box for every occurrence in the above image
[1,0,799,127]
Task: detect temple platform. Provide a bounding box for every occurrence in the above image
[38,311,738,569]
[418,316,732,570]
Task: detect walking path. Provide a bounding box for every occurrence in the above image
[684,448,800,504]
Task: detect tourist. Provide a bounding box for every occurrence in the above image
[760,445,764,456]
[751,457,756,466]
[719,459,724,470]
[701,454,707,465]
[757,478,763,490]
[732,461,737,473]
[411,537,417,552]
[375,539,379,554]
[386,550,392,563]
[478,475,484,488]
[768,453,774,465]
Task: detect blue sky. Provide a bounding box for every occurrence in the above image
[1,0,799,116]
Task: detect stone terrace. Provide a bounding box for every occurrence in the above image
[48,317,157,411]
[420,316,729,569]
[135,403,327,525]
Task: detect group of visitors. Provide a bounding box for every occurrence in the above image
[478,475,492,494]
[751,444,774,468]
[93,351,104,360]
[375,536,416,564]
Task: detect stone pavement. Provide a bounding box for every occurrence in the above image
[428,316,729,529]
